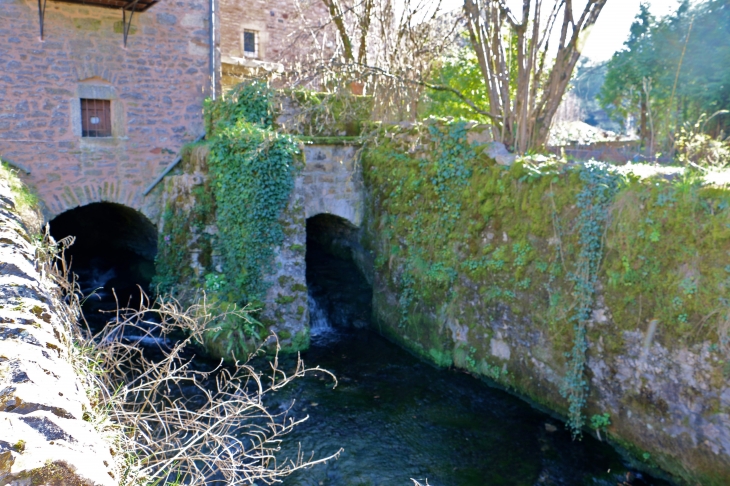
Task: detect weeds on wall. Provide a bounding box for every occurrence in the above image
[154,82,303,358]
[205,82,303,305]
[364,118,730,440]
[0,160,41,235]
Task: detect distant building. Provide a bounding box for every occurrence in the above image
[0,0,217,219]
[219,0,333,89]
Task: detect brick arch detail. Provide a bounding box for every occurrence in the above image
[39,183,160,227]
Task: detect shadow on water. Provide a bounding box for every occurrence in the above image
[273,215,672,486]
[48,205,672,485]
[49,202,157,330]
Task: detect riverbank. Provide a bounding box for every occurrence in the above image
[0,163,117,485]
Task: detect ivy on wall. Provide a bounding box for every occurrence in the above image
[205,82,303,305]
[363,118,730,443]
[561,162,622,438]
[154,82,303,359]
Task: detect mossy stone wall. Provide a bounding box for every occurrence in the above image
[361,119,730,486]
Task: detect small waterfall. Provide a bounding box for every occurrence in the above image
[308,292,334,338]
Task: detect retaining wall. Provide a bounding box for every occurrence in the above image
[0,174,115,485]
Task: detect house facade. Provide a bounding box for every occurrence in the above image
[0,0,218,220]
[219,0,332,88]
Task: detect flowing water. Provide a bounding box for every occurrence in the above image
[265,242,671,486]
[57,218,671,486]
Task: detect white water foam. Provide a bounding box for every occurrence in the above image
[308,293,335,341]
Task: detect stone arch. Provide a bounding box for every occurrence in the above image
[300,145,364,227]
[306,213,359,258]
[50,202,157,261]
[305,213,371,330]
[39,183,160,226]
[49,202,158,305]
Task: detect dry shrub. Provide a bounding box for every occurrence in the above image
[675,111,730,169]
[45,234,341,485]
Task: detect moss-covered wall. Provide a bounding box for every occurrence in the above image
[153,86,369,360]
[154,142,311,357]
[361,119,730,485]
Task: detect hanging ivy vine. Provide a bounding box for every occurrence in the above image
[394,122,474,327]
[561,161,622,438]
[205,82,303,305]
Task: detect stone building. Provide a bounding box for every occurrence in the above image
[219,0,333,88]
[0,0,217,221]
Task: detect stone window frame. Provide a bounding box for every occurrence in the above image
[238,22,267,60]
[71,83,126,142]
[242,29,258,58]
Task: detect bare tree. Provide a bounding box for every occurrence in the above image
[463,0,607,152]
[285,0,459,120]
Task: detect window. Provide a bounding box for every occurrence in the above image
[242,30,257,57]
[81,99,112,137]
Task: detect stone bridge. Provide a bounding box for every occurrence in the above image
[154,141,365,349]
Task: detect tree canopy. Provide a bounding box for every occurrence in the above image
[600,0,730,147]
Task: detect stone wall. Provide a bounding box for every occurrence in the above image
[361,120,730,485]
[157,141,363,354]
[258,143,363,343]
[219,0,331,64]
[0,0,211,222]
[300,144,363,225]
[0,175,116,485]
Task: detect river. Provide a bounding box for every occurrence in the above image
[55,220,671,486]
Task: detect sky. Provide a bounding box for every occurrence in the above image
[436,0,683,62]
[581,0,683,61]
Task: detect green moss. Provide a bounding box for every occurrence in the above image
[0,160,40,233]
[278,329,292,340]
[275,294,296,305]
[603,177,730,345]
[361,119,730,465]
[428,348,453,367]
[279,327,310,353]
[290,283,307,293]
[297,136,363,145]
[278,90,373,137]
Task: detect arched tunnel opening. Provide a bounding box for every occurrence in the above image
[49,202,157,327]
[305,214,372,331]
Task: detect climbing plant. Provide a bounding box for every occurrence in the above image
[205,82,303,305]
[561,162,622,438]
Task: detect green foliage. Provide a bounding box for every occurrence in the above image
[603,171,730,349]
[282,89,372,137]
[155,82,303,359]
[204,273,226,292]
[364,121,730,445]
[363,119,579,380]
[421,47,490,122]
[561,162,622,439]
[206,82,303,305]
[153,176,216,293]
[601,0,730,143]
[0,161,37,213]
[590,413,611,431]
[675,112,730,168]
[205,82,273,135]
[202,298,266,360]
